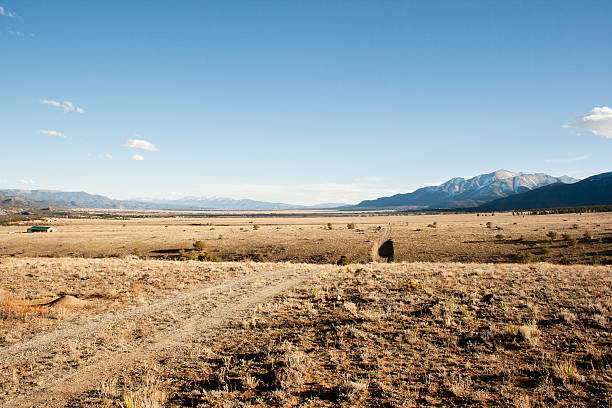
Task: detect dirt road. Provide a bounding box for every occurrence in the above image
[0,266,316,407]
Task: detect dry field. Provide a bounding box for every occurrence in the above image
[1,212,611,265]
[1,257,611,407]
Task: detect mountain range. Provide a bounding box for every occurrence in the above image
[351,170,577,209]
[477,171,612,211]
[0,189,346,211]
[3,169,610,212]
[135,197,347,211]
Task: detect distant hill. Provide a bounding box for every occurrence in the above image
[131,197,296,211]
[351,170,577,209]
[140,197,346,210]
[476,171,612,211]
[0,189,152,210]
[0,190,347,211]
[0,192,36,209]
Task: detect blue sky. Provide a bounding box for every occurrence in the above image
[1,1,611,204]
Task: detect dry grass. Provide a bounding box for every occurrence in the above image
[28,260,605,407]
[1,212,610,264]
[516,322,540,346]
[0,211,610,406]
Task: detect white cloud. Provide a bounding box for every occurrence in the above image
[364,177,383,183]
[104,154,113,159]
[19,179,35,184]
[123,139,159,151]
[565,106,612,139]
[131,154,145,161]
[39,129,66,139]
[40,99,85,113]
[0,6,15,17]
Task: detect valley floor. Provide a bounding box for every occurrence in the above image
[1,212,611,265]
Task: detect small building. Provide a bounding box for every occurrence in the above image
[27,226,57,233]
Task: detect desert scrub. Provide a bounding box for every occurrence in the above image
[338,378,368,399]
[552,358,583,383]
[516,322,540,346]
[337,256,349,266]
[192,240,206,251]
[120,363,167,408]
[402,278,422,291]
[512,252,539,263]
[179,251,199,261]
[198,253,221,262]
[546,231,558,242]
[562,233,576,246]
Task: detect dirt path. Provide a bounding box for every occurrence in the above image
[1,266,316,407]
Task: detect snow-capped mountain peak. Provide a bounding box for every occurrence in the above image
[355,170,578,209]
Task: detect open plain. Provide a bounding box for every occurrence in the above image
[1,211,611,265]
[0,212,611,407]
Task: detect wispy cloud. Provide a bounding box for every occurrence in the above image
[364,177,383,183]
[40,99,85,113]
[0,5,15,17]
[130,154,145,161]
[544,155,588,164]
[103,153,113,159]
[7,28,24,37]
[39,129,66,139]
[19,179,35,184]
[123,139,159,151]
[565,106,612,139]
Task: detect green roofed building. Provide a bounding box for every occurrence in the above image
[26,226,57,233]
